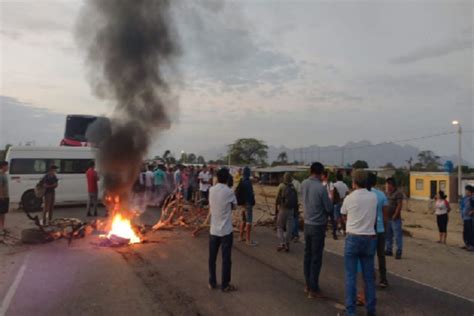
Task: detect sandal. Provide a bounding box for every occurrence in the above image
[222,284,237,293]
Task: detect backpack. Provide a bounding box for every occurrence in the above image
[235,179,245,206]
[333,187,342,205]
[282,183,298,209]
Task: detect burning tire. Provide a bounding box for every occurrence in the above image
[21,228,51,244]
[21,190,43,213]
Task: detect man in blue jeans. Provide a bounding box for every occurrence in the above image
[341,170,378,316]
[385,177,404,259]
[301,162,332,298]
[208,168,237,292]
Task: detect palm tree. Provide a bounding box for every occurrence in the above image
[163,150,173,164]
[277,151,288,164]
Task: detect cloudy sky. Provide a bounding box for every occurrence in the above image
[0,0,472,162]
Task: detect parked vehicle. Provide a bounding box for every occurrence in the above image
[60,114,98,147]
[5,146,100,212]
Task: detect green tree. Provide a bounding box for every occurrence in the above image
[197,156,206,164]
[382,162,396,169]
[277,151,288,164]
[187,153,197,164]
[417,150,440,171]
[352,160,369,169]
[228,138,268,166]
[162,150,171,163]
[180,152,188,164]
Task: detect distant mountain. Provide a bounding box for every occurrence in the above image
[198,140,470,168]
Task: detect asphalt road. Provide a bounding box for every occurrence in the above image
[0,207,473,316]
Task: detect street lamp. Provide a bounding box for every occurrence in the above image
[452,120,462,201]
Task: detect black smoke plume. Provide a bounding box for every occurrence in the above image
[76,0,179,201]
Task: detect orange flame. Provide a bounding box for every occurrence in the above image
[107,214,141,244]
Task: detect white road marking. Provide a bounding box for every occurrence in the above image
[323,248,474,303]
[0,254,29,316]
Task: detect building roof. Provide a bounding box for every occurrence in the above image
[255,165,308,173]
[409,171,450,176]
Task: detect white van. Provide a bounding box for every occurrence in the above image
[5,146,100,212]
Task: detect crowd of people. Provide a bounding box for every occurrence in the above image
[207,162,474,316]
[131,163,215,210]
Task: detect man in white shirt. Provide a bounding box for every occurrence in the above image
[198,165,212,208]
[322,170,337,240]
[341,170,377,316]
[333,172,349,235]
[208,168,237,292]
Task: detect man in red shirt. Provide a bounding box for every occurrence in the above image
[86,161,99,217]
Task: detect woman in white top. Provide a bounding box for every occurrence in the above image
[434,191,451,244]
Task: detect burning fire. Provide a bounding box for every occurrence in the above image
[107,214,141,244]
[101,194,141,245]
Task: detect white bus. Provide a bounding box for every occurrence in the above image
[5,146,100,212]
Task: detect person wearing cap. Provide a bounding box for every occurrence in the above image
[42,165,59,224]
[341,170,377,316]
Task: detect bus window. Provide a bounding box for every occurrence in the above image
[61,159,93,174]
[10,159,47,174]
[48,159,61,172]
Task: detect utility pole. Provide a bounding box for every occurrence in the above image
[452,120,462,201]
[341,146,345,167]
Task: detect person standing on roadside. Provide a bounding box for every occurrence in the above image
[187,166,196,203]
[238,167,257,247]
[291,177,302,242]
[42,165,59,224]
[181,166,190,201]
[275,172,298,252]
[208,168,237,293]
[434,191,450,244]
[144,164,155,206]
[198,165,212,208]
[301,162,332,298]
[367,173,389,288]
[166,167,175,194]
[154,164,166,206]
[86,161,100,217]
[333,172,349,235]
[461,185,474,251]
[385,177,404,259]
[322,170,338,240]
[341,170,377,316]
[0,161,9,235]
